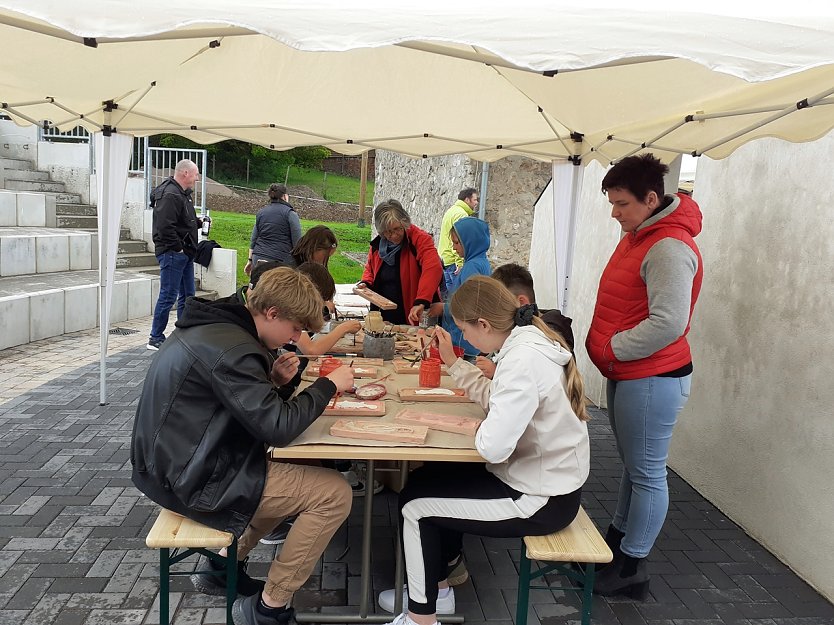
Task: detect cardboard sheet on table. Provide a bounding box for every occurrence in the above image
[287,413,480,449]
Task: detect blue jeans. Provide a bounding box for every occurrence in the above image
[150,251,195,341]
[606,374,691,558]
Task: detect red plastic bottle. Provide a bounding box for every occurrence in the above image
[419,358,442,388]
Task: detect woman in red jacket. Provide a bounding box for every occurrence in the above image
[359,200,443,325]
[586,154,703,599]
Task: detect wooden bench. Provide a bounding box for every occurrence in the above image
[146,508,238,625]
[517,507,613,625]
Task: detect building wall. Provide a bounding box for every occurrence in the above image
[566,138,834,601]
[673,135,834,601]
[373,151,550,266]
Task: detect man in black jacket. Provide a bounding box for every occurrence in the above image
[132,267,354,625]
[148,159,202,351]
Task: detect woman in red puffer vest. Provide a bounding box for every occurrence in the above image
[586,154,703,600]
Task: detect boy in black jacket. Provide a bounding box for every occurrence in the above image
[132,267,354,625]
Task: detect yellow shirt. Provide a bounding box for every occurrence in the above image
[438,199,474,267]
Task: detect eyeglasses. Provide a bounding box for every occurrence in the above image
[383,225,405,238]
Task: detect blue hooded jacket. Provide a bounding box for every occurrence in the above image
[443,217,491,356]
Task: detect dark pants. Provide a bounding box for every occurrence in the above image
[399,463,581,615]
[150,251,195,341]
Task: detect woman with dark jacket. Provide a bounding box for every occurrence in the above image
[359,200,443,325]
[245,183,301,274]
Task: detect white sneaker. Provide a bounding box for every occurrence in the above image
[378,586,455,614]
[341,469,384,497]
[382,614,432,625]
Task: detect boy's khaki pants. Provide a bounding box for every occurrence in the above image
[237,461,352,606]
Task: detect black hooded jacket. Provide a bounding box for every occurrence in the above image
[130,297,336,536]
[151,177,199,257]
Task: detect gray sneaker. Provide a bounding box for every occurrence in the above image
[190,555,264,597]
[232,594,296,625]
[259,518,294,545]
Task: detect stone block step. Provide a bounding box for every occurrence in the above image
[4,178,66,193]
[56,203,97,216]
[0,268,162,350]
[116,252,158,268]
[125,264,160,276]
[4,169,50,181]
[58,214,97,229]
[0,156,34,170]
[77,226,130,239]
[118,239,148,254]
[55,192,82,204]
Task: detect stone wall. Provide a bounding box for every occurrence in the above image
[373,151,550,266]
[483,156,551,266]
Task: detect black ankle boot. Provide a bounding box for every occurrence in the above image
[604,524,625,554]
[592,554,650,600]
[570,524,625,585]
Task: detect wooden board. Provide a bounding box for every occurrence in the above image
[394,408,480,435]
[353,285,398,310]
[330,419,428,444]
[399,388,472,403]
[307,364,378,378]
[392,358,449,375]
[322,399,386,416]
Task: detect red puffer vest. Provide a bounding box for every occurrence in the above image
[586,193,703,380]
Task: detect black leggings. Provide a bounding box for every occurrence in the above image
[399,462,581,615]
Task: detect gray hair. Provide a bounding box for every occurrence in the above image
[174,159,198,175]
[374,199,411,234]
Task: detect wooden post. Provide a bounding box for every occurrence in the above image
[358,151,369,228]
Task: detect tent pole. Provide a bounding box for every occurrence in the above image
[99,130,111,405]
[358,152,368,227]
[478,162,489,220]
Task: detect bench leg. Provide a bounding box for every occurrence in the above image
[159,548,170,625]
[580,563,596,625]
[226,539,238,625]
[516,542,532,625]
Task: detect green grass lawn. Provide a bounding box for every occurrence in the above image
[218,167,374,205]
[208,210,371,287]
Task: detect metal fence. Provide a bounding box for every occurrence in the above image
[38,124,91,143]
[146,146,208,216]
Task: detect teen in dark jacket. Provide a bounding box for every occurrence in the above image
[132,267,354,624]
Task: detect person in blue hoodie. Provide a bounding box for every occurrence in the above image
[429,216,491,358]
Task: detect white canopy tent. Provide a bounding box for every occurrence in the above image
[1,1,834,400]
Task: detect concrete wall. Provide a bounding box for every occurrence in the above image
[37,141,90,204]
[671,135,834,601]
[89,173,148,243]
[565,138,834,601]
[0,120,38,158]
[373,152,550,266]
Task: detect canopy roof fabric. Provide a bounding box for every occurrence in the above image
[2,1,834,164]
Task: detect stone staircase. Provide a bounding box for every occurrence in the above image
[0,156,215,350]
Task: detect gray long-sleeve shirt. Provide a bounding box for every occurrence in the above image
[250,200,302,263]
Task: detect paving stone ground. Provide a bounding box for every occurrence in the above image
[0,324,832,625]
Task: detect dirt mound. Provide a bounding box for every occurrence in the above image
[207,186,364,223]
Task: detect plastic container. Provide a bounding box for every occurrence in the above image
[363,335,395,360]
[419,358,442,388]
[318,357,343,378]
[429,345,465,362]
